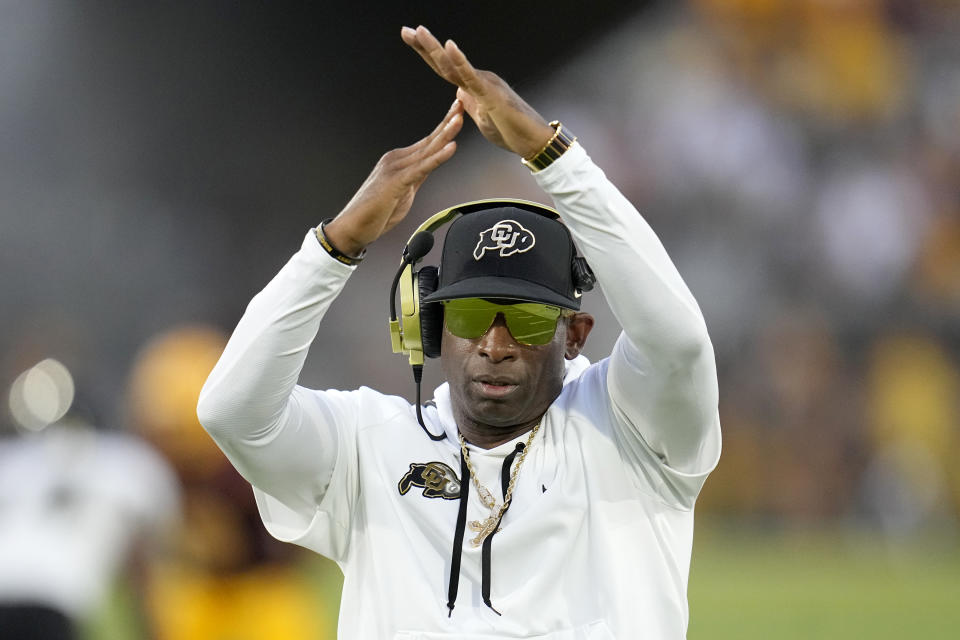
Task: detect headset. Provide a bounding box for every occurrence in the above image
[387,198,595,439]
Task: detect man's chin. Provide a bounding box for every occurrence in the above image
[463,396,532,429]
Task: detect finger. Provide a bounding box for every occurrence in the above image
[390,136,458,197]
[400,25,417,46]
[398,109,463,181]
[403,99,461,152]
[409,141,457,187]
[420,110,463,156]
[426,99,463,139]
[401,25,450,81]
[392,101,462,164]
[444,40,487,97]
[390,113,463,172]
[400,113,462,173]
[455,88,480,122]
[413,26,468,87]
[456,87,475,105]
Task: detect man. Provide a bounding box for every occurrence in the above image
[199,26,720,639]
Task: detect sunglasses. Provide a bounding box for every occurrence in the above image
[441,298,573,346]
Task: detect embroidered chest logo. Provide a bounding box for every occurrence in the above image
[473,220,536,260]
[398,462,461,500]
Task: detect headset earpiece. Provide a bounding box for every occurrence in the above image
[572,256,596,293]
[417,266,443,359]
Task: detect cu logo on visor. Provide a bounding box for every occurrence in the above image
[473,220,536,260]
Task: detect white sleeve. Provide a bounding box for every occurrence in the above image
[534,143,721,480]
[197,229,361,542]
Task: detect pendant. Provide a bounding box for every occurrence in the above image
[475,485,496,509]
[468,515,501,547]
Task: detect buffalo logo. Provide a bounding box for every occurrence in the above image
[398,462,461,500]
[473,220,536,260]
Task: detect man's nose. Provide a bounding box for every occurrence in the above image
[477,313,518,362]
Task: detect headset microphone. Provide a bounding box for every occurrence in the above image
[404,231,435,262]
[389,229,445,440]
[389,231,434,334]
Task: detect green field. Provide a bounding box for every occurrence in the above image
[88,523,960,639]
[688,523,960,639]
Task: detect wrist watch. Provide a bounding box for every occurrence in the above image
[521,121,576,172]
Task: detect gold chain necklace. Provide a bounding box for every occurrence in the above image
[458,420,542,547]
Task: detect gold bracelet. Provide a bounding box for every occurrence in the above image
[316,219,365,266]
[521,121,576,172]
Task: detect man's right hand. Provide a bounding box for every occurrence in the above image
[322,100,463,258]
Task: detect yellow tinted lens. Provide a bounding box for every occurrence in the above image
[443,299,562,345]
[502,304,562,345]
[443,299,497,339]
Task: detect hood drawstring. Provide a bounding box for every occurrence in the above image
[447,450,470,617]
[446,442,525,617]
[480,441,524,615]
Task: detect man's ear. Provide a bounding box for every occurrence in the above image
[564,313,594,360]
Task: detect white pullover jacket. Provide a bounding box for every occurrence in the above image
[198,143,721,639]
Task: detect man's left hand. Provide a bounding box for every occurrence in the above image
[401,25,555,161]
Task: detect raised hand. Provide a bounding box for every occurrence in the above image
[323,99,464,256]
[401,25,555,160]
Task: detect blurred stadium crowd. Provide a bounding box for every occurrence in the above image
[624,0,960,533]
[2,0,959,638]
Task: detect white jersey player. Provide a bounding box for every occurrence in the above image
[198,26,720,639]
[0,420,179,637]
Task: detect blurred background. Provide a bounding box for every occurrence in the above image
[2,0,959,638]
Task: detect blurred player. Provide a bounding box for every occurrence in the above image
[127,325,332,640]
[0,358,179,640]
